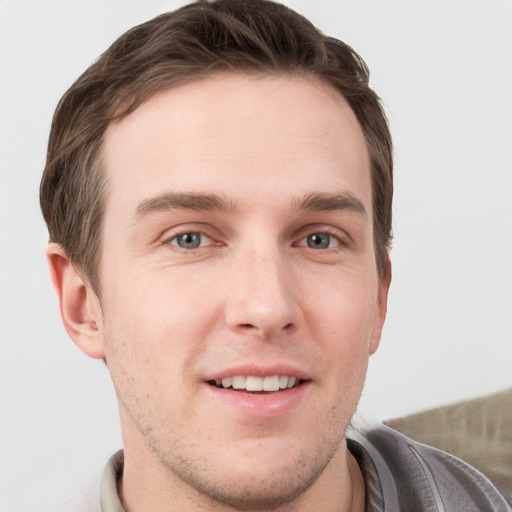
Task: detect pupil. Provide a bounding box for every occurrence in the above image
[307,233,329,249]
[178,233,200,248]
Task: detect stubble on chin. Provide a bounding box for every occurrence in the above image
[155,442,342,510]
[136,409,351,511]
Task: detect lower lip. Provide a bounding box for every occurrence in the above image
[204,382,310,418]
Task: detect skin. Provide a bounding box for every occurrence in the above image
[48,73,390,511]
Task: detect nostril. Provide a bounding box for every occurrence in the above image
[284,323,293,330]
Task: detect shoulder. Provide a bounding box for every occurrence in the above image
[348,423,512,512]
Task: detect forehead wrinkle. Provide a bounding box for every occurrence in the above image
[295,192,368,219]
[135,192,239,219]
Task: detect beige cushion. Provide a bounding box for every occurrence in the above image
[385,387,512,504]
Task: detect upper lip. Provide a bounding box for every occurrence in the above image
[204,364,310,382]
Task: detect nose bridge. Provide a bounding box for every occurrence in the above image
[225,237,300,337]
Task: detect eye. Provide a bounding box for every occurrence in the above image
[300,232,341,250]
[168,232,212,249]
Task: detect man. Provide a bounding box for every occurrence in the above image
[40,1,511,510]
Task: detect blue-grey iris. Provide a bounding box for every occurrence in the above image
[177,233,201,249]
[307,233,330,249]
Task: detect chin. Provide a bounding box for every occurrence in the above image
[174,459,323,510]
[156,433,344,510]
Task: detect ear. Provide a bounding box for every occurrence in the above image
[46,243,105,359]
[369,257,392,355]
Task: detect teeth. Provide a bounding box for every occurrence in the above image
[263,375,279,391]
[245,376,263,391]
[287,376,297,389]
[216,375,301,391]
[232,376,245,389]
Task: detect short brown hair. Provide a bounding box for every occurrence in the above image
[40,0,393,294]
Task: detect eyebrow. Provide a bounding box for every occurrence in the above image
[135,190,367,219]
[136,192,238,217]
[295,192,367,218]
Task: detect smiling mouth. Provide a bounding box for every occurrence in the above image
[208,375,304,392]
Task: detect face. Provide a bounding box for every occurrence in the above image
[94,74,389,509]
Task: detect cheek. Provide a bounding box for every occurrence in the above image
[304,271,378,393]
[100,266,221,372]
[308,271,378,344]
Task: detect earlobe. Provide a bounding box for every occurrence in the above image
[46,243,105,359]
[369,258,392,355]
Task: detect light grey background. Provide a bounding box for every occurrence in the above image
[1,1,511,510]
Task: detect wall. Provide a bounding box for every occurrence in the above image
[0,1,511,509]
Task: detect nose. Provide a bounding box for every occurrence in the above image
[224,245,302,340]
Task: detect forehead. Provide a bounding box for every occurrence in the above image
[101,73,371,216]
